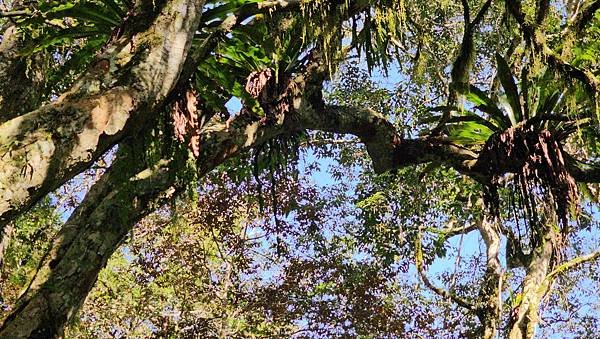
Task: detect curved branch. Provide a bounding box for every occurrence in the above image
[0,10,30,18]
[567,0,600,35]
[0,0,205,232]
[414,229,476,311]
[295,104,480,177]
[544,249,600,283]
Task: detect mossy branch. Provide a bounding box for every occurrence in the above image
[543,249,600,283]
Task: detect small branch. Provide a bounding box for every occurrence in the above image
[461,0,471,28]
[567,0,600,35]
[544,249,600,283]
[414,230,476,311]
[472,0,493,28]
[426,221,478,238]
[0,10,30,18]
[302,138,360,147]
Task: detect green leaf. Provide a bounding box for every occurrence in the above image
[495,53,523,123]
[448,121,495,145]
[498,95,517,126]
[21,26,107,54]
[536,89,563,117]
[463,85,510,128]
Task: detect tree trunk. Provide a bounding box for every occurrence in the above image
[476,212,504,339]
[0,147,178,337]
[0,104,292,336]
[508,226,558,338]
[0,0,205,234]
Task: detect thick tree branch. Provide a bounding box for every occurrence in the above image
[433,0,492,133]
[0,66,307,333]
[0,10,30,18]
[295,104,481,177]
[475,207,504,339]
[535,0,551,25]
[0,0,205,232]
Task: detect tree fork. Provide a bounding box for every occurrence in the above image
[0,0,205,237]
[0,146,179,337]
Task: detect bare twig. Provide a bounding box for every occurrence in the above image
[414,228,476,310]
[0,10,30,18]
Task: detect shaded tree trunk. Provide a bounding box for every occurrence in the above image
[0,1,45,123]
[0,98,293,335]
[0,143,178,337]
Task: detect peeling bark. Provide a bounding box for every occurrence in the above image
[0,0,205,235]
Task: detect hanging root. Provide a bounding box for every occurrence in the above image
[477,125,578,259]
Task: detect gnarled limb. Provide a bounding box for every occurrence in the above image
[0,0,205,233]
[295,104,481,177]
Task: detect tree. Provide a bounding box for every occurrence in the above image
[0,0,599,337]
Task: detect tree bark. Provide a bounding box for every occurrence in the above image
[0,149,178,337]
[0,99,291,336]
[476,212,503,339]
[0,59,475,335]
[1,20,600,335]
[0,1,45,123]
[508,224,558,338]
[0,0,205,234]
